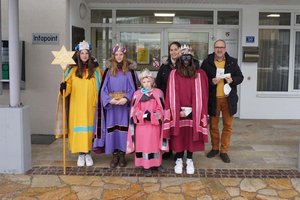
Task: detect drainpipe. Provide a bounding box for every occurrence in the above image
[9,0,21,106]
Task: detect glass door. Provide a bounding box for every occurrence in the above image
[119,29,162,71]
[166,30,211,64]
[117,28,211,71]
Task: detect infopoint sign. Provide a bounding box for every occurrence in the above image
[32,33,59,45]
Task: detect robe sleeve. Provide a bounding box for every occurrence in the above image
[162,73,172,139]
[124,74,136,105]
[151,98,163,126]
[101,73,113,110]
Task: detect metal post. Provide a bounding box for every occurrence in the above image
[8,0,21,107]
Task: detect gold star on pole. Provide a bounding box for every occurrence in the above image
[51,45,76,70]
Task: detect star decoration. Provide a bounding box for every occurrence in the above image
[51,46,76,70]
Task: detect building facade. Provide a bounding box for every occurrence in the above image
[0,0,300,136]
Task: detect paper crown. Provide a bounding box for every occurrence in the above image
[138,68,154,81]
[180,44,194,56]
[75,40,92,51]
[112,43,127,54]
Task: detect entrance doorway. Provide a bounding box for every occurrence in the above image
[118,28,211,70]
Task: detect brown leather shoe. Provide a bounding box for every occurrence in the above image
[119,152,127,167]
[110,153,119,168]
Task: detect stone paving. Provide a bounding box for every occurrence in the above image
[1,119,300,199]
[0,174,300,199]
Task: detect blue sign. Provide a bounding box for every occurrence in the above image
[246,36,255,43]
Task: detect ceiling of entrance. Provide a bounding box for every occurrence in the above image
[85,0,300,6]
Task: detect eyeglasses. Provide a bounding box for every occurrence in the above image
[214,46,225,49]
[180,55,192,61]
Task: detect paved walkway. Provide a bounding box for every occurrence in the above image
[1,119,300,199]
[1,174,300,199]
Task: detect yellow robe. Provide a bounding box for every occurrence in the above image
[62,66,102,153]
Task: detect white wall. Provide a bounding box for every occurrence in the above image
[0,0,70,134]
[69,0,91,43]
[239,6,300,119]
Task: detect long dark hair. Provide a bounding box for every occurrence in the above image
[178,57,197,78]
[168,41,181,66]
[75,50,96,79]
[168,41,181,60]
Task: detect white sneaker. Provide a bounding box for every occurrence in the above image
[85,154,94,167]
[186,159,195,174]
[174,158,183,174]
[77,154,85,167]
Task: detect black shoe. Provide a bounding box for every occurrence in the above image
[110,153,119,168]
[220,153,231,163]
[162,151,173,160]
[118,152,127,167]
[143,169,152,176]
[206,149,220,158]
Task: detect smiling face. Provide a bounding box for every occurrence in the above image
[79,49,89,63]
[169,44,181,61]
[141,77,153,90]
[114,51,124,63]
[214,40,226,60]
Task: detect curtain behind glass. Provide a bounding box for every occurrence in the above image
[258,29,290,91]
[294,32,300,90]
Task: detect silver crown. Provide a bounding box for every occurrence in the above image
[180,44,194,56]
[138,68,154,81]
[76,40,91,51]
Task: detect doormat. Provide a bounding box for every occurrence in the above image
[31,134,56,145]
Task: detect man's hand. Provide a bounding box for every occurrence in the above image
[212,78,221,85]
[225,77,233,84]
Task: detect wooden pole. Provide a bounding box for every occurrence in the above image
[62,73,66,175]
[51,45,75,175]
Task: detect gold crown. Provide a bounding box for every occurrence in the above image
[180,44,194,56]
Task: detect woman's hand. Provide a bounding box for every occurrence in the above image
[110,98,118,105]
[115,98,128,105]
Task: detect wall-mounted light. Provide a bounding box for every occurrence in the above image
[267,14,280,18]
[154,13,175,17]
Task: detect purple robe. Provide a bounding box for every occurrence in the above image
[93,69,137,154]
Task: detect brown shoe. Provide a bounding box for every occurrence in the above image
[119,152,127,167]
[110,153,119,168]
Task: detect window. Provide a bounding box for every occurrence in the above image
[217,11,239,25]
[91,27,112,67]
[116,10,213,24]
[258,29,290,91]
[259,12,290,26]
[91,10,112,23]
[296,15,300,24]
[120,32,161,71]
[294,32,300,90]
